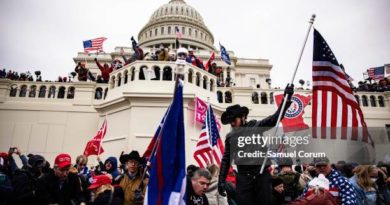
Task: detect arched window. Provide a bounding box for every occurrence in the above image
[217,91,223,103]
[378,96,385,107]
[210,79,214,91]
[188,69,193,83]
[225,91,232,103]
[104,88,108,99]
[38,86,46,98]
[131,67,135,81]
[110,76,115,89]
[95,87,103,100]
[139,66,147,80]
[362,95,368,107]
[152,66,160,80]
[261,92,268,104]
[195,73,201,86]
[163,67,172,81]
[10,84,17,97]
[123,70,129,84]
[67,87,75,99]
[354,95,360,106]
[117,73,122,87]
[19,85,27,97]
[48,86,56,98]
[29,85,37,98]
[57,86,65,99]
[252,92,259,104]
[370,95,376,107]
[203,76,208,89]
[269,92,274,104]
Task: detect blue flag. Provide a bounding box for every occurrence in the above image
[219,43,231,65]
[145,80,187,205]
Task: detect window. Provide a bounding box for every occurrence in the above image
[67,87,75,99]
[201,32,203,39]
[250,78,256,87]
[269,92,274,104]
[57,87,65,99]
[150,30,152,37]
[155,28,158,36]
[161,27,164,35]
[261,92,268,104]
[182,27,185,35]
[362,95,368,107]
[217,91,223,103]
[195,30,198,37]
[95,88,103,100]
[252,92,259,104]
[19,85,27,97]
[225,92,232,103]
[378,96,385,107]
[10,85,17,97]
[29,85,37,98]
[189,28,192,36]
[168,26,171,34]
[39,86,46,98]
[370,95,377,107]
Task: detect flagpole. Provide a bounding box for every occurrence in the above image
[260,14,316,174]
[97,113,107,158]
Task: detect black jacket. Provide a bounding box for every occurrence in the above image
[35,170,86,205]
[219,99,292,182]
[8,169,38,205]
[186,178,209,205]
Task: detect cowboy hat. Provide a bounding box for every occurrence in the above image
[221,104,249,125]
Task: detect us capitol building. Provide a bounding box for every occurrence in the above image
[0,0,389,165]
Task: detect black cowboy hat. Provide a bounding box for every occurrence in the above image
[120,150,145,164]
[221,104,249,125]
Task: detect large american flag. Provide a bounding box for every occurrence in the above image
[367,66,385,80]
[312,29,372,145]
[194,105,224,168]
[83,37,107,53]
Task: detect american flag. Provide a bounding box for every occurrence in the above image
[367,66,385,80]
[312,29,372,145]
[194,105,224,168]
[83,37,107,53]
[175,26,183,39]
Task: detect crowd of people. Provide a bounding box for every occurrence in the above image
[355,78,390,92]
[1,147,390,205]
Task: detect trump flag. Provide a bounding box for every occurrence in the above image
[274,94,311,133]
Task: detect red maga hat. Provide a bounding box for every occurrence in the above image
[88,174,112,190]
[54,153,71,169]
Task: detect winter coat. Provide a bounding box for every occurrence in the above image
[186,178,210,205]
[75,65,89,81]
[96,61,113,82]
[119,173,148,205]
[349,175,377,205]
[99,157,120,183]
[205,177,228,205]
[35,170,86,205]
[8,169,39,205]
[288,189,339,205]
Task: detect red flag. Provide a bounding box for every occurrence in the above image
[195,97,221,130]
[83,119,107,156]
[275,94,311,133]
[204,52,215,71]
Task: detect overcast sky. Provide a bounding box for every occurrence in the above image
[0,0,389,87]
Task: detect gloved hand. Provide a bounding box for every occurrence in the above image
[284,84,294,101]
[218,180,227,197]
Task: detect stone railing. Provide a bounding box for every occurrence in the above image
[108,60,218,92]
[0,79,109,104]
[216,86,390,109]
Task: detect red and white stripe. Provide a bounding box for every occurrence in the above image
[312,61,372,145]
[193,111,224,168]
[84,37,107,53]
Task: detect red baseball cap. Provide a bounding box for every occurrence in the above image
[54,153,71,169]
[88,174,112,190]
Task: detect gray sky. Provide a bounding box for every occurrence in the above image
[0,0,389,87]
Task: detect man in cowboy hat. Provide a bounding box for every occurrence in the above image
[218,84,294,205]
[119,150,148,205]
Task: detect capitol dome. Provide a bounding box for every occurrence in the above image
[138,0,215,51]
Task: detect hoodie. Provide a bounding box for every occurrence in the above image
[101,157,120,183]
